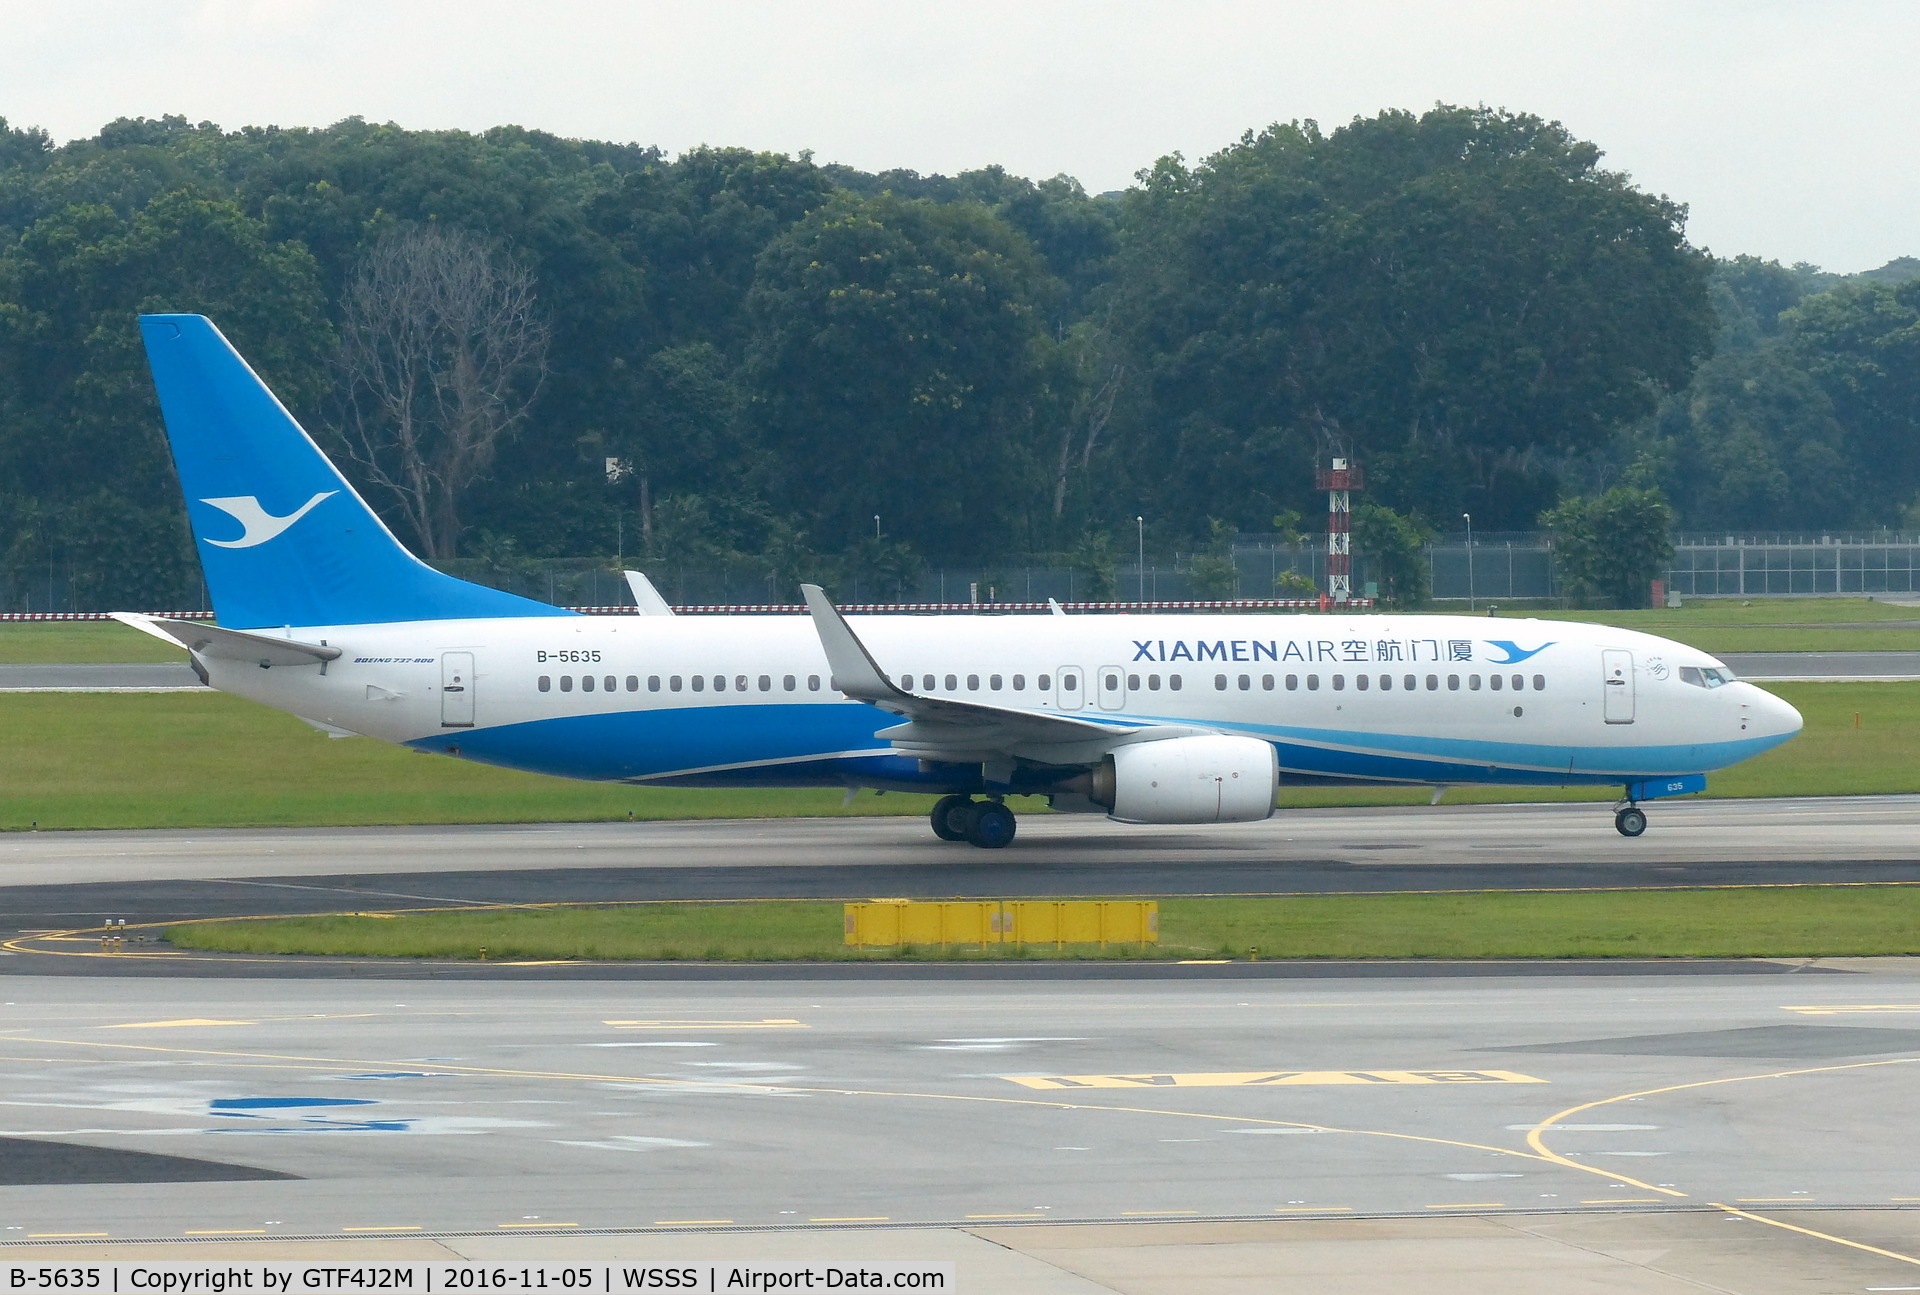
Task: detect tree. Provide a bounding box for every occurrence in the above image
[1352,503,1433,607]
[1108,106,1714,533]
[1186,519,1240,597]
[744,192,1061,561]
[333,225,550,558]
[0,188,331,609]
[1541,487,1674,608]
[1784,279,1920,524]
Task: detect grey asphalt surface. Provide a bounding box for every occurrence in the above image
[4,797,1917,979]
[0,663,202,689]
[1721,650,1920,678]
[0,971,1915,1272]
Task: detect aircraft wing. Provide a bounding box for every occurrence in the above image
[800,584,1209,766]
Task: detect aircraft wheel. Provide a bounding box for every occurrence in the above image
[930,794,972,842]
[966,801,1017,849]
[1615,806,1647,838]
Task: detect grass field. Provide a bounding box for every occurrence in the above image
[4,598,1919,662]
[3,680,1914,830]
[163,885,1920,960]
[0,621,187,663]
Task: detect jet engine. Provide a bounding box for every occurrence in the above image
[1091,735,1278,824]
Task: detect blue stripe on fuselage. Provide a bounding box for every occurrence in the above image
[405,701,1792,789]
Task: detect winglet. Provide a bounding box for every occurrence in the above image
[624,570,676,616]
[1048,598,1066,617]
[800,584,907,703]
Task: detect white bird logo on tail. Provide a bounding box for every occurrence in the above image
[198,492,337,548]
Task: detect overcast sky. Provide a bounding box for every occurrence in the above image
[4,1,1914,272]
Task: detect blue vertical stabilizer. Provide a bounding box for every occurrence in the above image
[139,314,573,628]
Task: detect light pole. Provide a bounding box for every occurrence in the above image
[873,515,881,541]
[1136,516,1146,603]
[1462,513,1475,612]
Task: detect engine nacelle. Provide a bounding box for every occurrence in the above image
[1094,735,1278,824]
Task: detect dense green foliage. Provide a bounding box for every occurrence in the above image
[1540,485,1676,608]
[0,108,1912,610]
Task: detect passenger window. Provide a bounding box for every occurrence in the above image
[945,674,958,691]
[808,675,821,691]
[606,676,617,692]
[1169,675,1182,690]
[968,674,980,691]
[626,676,639,692]
[582,675,595,692]
[1532,674,1545,691]
[1286,674,1298,690]
[923,674,936,691]
[1379,674,1392,690]
[538,676,551,692]
[1214,674,1228,690]
[1126,674,1139,690]
[1447,675,1460,691]
[1062,674,1078,691]
[1307,675,1320,691]
[1513,675,1525,691]
[1356,674,1369,691]
[1426,675,1438,690]
[670,676,683,692]
[1012,674,1025,690]
[1103,672,1118,692]
[736,675,748,692]
[648,676,660,692]
[991,674,1003,690]
[1468,675,1481,691]
[561,676,574,693]
[1490,674,1503,691]
[691,676,704,692]
[783,675,796,691]
[1262,674,1274,690]
[1238,674,1251,691]
[713,676,726,692]
[900,674,914,689]
[759,675,771,692]
[1148,674,1161,691]
[1038,674,1051,690]
[1404,674,1417,691]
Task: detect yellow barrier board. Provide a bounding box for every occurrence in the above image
[843,900,1158,947]
[1005,1069,1547,1089]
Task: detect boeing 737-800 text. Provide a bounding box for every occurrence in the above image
[115,315,1802,848]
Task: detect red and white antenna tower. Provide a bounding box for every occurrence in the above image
[1315,457,1364,604]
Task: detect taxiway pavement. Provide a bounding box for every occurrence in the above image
[0,969,1916,1290]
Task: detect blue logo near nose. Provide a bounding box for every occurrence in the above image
[1485,640,1555,664]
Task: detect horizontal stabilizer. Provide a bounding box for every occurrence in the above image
[112,613,340,668]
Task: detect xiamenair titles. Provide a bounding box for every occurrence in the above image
[117,312,1801,852]
[1127,633,1552,666]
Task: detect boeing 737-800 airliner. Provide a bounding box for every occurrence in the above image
[115,315,1802,848]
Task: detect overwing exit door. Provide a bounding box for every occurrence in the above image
[1056,667,1084,711]
[1096,665,1126,710]
[1601,649,1634,724]
[441,651,475,728]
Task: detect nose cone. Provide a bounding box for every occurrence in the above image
[1744,684,1803,747]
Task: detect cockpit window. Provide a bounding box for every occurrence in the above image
[1678,665,1735,688]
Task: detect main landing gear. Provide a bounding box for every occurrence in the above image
[1614,804,1648,837]
[930,794,1018,849]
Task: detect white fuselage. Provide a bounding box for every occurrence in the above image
[200,612,1801,794]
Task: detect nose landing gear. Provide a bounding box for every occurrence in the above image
[929,795,1018,848]
[1614,804,1647,837]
